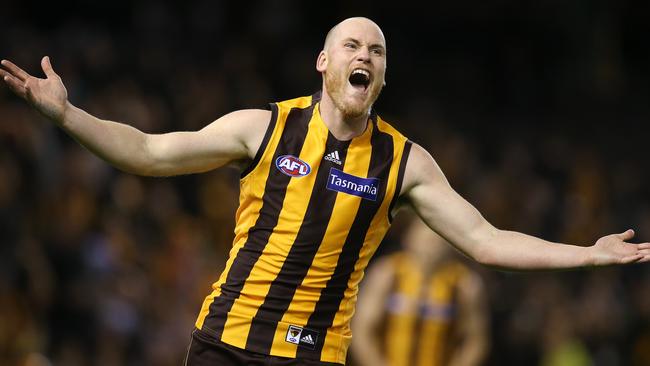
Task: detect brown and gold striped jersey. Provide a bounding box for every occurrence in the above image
[195,92,412,364]
[382,253,470,366]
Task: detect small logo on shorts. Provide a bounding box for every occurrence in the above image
[285,325,319,349]
[286,325,302,345]
[300,334,315,345]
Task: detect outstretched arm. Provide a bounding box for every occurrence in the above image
[0,56,270,176]
[398,143,650,271]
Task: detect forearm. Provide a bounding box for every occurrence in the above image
[405,143,648,272]
[475,228,591,271]
[59,102,153,175]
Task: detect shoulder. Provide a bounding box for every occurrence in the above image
[197,109,273,164]
[276,94,318,110]
[400,142,448,195]
[215,108,272,127]
[375,116,407,141]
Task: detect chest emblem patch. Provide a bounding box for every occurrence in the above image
[275,155,311,177]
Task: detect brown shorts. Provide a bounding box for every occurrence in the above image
[184,328,343,366]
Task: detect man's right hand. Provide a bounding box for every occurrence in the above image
[1,56,68,123]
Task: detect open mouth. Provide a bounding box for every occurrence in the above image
[349,69,371,91]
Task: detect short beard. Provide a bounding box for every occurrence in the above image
[324,72,383,119]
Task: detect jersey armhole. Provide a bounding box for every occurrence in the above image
[240,103,279,179]
[387,140,413,223]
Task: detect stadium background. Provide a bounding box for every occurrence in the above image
[1,1,649,365]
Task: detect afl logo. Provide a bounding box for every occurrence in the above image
[275,155,311,177]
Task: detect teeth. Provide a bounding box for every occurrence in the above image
[349,68,371,88]
[352,69,370,77]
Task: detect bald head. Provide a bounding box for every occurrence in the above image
[323,17,386,51]
[317,17,387,119]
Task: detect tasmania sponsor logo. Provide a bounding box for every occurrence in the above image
[275,155,311,177]
[326,168,380,201]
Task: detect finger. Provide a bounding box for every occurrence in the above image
[616,229,635,241]
[0,59,30,82]
[0,68,10,80]
[621,253,643,264]
[637,255,650,264]
[636,243,650,250]
[1,71,28,97]
[41,56,59,79]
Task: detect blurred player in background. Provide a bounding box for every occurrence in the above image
[2,16,649,366]
[352,216,488,366]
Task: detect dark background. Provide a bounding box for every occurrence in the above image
[1,1,650,365]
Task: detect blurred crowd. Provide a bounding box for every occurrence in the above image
[1,1,649,365]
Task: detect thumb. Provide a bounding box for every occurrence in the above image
[616,229,635,241]
[41,56,58,79]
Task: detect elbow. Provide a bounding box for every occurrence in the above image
[110,156,168,177]
[463,228,501,268]
[131,134,170,177]
[468,245,494,267]
[111,156,160,177]
[474,244,498,267]
[132,163,173,177]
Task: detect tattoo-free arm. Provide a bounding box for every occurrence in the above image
[1,56,270,176]
[399,143,650,271]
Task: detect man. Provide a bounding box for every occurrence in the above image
[1,17,648,366]
[351,216,488,366]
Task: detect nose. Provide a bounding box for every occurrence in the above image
[356,47,371,63]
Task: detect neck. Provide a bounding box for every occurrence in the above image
[319,91,370,141]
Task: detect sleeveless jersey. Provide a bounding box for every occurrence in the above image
[382,253,470,366]
[195,92,412,364]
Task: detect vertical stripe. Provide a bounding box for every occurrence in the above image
[388,140,412,222]
[221,105,327,348]
[267,119,374,358]
[245,134,352,354]
[318,121,404,363]
[201,104,315,337]
[297,123,395,359]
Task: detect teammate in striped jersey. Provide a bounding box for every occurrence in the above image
[352,216,488,366]
[3,16,650,366]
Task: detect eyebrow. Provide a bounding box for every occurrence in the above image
[342,37,386,52]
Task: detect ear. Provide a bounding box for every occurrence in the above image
[316,50,327,72]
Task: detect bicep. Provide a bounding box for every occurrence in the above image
[144,109,271,176]
[400,144,497,259]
